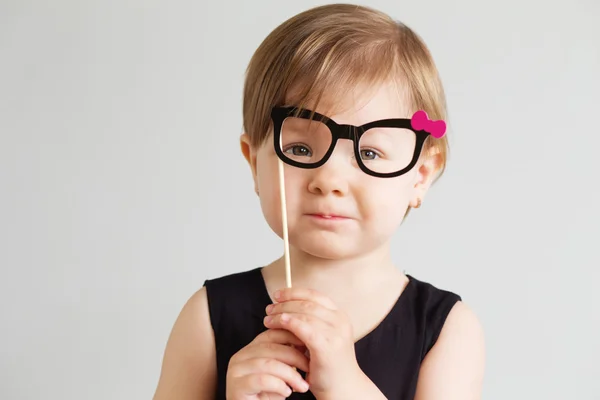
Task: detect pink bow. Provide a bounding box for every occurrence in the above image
[410,110,446,139]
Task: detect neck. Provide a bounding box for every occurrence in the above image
[268,242,401,298]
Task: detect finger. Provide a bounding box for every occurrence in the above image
[240,373,293,398]
[237,357,310,393]
[274,287,337,310]
[258,394,286,400]
[264,312,329,351]
[252,328,305,347]
[267,300,337,326]
[236,340,310,372]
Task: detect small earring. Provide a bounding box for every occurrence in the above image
[414,198,422,208]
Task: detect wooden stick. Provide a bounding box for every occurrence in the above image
[279,147,306,389]
[278,156,292,289]
[278,143,299,388]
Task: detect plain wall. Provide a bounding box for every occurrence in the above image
[1,0,598,398]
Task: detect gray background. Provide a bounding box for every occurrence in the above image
[1,0,598,399]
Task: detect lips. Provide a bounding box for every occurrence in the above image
[307,213,351,220]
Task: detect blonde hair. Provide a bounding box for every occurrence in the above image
[243,3,449,179]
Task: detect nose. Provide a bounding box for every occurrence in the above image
[307,143,352,196]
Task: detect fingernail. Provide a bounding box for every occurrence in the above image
[264,316,272,324]
[266,304,273,314]
[302,380,310,391]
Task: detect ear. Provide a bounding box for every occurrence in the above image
[240,133,259,195]
[409,147,444,208]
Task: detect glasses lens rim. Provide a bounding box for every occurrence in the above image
[356,126,417,175]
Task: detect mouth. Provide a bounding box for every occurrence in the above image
[306,213,351,220]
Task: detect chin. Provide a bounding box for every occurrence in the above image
[290,231,366,260]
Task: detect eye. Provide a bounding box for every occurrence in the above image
[284,144,312,157]
[360,148,380,160]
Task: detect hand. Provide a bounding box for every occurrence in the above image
[263,288,365,399]
[226,328,311,400]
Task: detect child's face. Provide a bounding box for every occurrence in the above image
[241,81,440,260]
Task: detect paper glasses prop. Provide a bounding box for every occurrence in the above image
[272,107,446,287]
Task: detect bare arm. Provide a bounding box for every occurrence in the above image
[414,301,486,400]
[153,287,217,400]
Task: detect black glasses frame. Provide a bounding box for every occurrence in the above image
[271,106,432,178]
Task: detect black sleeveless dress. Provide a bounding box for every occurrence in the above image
[203,267,461,400]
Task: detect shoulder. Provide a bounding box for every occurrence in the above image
[153,268,266,399]
[203,266,268,317]
[436,299,485,358]
[408,278,485,399]
[153,286,217,399]
[405,275,464,356]
[202,267,272,346]
[414,301,485,399]
[407,274,461,304]
[203,266,264,291]
[407,276,483,344]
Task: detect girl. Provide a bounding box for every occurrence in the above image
[153,4,485,400]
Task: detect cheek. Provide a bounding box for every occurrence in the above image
[256,157,280,224]
[361,176,413,223]
[255,155,305,238]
